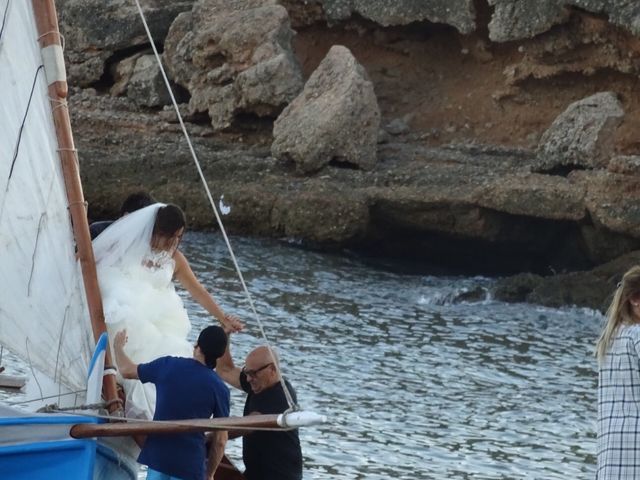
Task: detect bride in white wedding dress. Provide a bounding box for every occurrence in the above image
[93,203,242,419]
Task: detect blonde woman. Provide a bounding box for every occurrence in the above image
[596,266,640,478]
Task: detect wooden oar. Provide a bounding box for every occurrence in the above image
[70,414,282,438]
[70,411,327,439]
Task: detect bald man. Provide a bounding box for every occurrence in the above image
[217,338,302,480]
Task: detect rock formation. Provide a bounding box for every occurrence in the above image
[163,0,303,130]
[272,45,380,173]
[317,0,476,33]
[536,92,625,171]
[58,0,194,86]
[50,0,640,310]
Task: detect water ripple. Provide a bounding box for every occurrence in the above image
[1,233,601,479]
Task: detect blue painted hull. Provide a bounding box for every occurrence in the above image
[0,438,96,480]
[0,412,138,480]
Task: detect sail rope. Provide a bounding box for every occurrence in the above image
[132,0,296,410]
[49,97,68,113]
[7,389,86,406]
[37,30,64,49]
[27,213,46,295]
[7,65,44,189]
[24,338,44,401]
[0,0,10,48]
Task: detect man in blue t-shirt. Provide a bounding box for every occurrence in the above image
[114,326,230,480]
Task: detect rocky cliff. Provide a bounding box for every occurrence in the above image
[58,0,640,309]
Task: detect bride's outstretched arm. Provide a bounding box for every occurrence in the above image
[173,250,244,332]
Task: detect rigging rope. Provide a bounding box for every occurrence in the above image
[7,389,86,406]
[132,0,296,410]
[7,65,44,190]
[0,0,10,49]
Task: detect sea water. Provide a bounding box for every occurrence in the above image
[0,232,601,479]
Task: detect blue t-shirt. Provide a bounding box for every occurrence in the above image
[137,356,230,480]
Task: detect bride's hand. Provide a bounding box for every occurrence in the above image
[222,313,243,333]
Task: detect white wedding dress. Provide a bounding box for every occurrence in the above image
[93,204,192,419]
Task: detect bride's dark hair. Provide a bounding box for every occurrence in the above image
[153,204,186,238]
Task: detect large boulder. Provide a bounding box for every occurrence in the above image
[488,0,569,42]
[58,0,194,86]
[487,0,640,41]
[163,0,303,131]
[571,0,640,36]
[317,0,476,33]
[536,91,624,171]
[272,45,380,174]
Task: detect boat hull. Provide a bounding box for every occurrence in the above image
[0,408,138,480]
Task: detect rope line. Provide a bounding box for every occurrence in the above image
[27,213,46,296]
[7,389,86,406]
[49,97,68,112]
[7,65,44,190]
[24,338,43,401]
[132,0,296,410]
[37,29,65,50]
[0,0,10,47]
[39,402,105,413]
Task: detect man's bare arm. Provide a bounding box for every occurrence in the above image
[113,330,139,380]
[206,430,228,479]
[216,332,242,390]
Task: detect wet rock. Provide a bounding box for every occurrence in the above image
[495,251,640,311]
[163,0,303,131]
[530,250,640,311]
[493,273,543,303]
[453,286,488,303]
[317,0,476,34]
[272,45,380,173]
[526,271,612,310]
[536,91,624,171]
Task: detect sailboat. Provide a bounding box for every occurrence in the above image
[0,1,323,479]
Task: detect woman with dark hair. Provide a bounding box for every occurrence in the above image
[93,203,242,419]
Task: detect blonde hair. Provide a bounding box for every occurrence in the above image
[596,266,640,363]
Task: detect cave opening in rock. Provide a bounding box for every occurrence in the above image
[358,208,595,276]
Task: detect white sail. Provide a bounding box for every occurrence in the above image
[0,0,94,392]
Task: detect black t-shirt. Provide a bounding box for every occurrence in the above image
[240,372,303,480]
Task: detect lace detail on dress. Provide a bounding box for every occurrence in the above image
[142,249,174,271]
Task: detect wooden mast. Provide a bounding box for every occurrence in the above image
[31,0,121,414]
